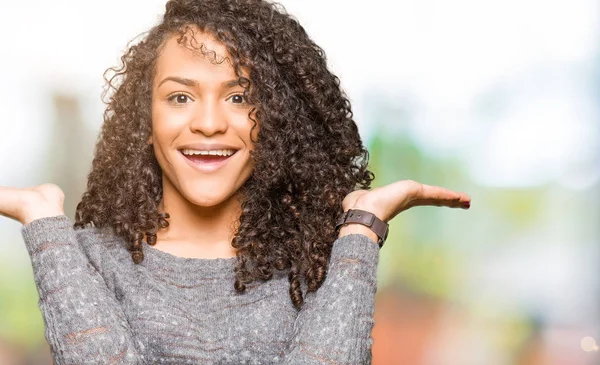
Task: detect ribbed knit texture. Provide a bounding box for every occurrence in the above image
[21,215,379,364]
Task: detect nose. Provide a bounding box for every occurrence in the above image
[188,99,228,136]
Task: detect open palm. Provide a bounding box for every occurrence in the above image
[343,179,471,223]
[0,183,65,225]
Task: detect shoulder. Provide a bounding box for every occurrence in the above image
[74,224,123,249]
[73,224,130,272]
[21,215,131,274]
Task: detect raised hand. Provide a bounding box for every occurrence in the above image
[0,183,65,225]
[343,180,470,222]
[339,180,470,242]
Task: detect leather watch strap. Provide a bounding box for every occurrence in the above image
[335,209,389,248]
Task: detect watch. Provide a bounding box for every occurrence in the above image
[335,209,389,248]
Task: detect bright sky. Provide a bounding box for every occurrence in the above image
[0,0,598,188]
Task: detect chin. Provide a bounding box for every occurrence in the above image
[189,196,228,208]
[180,183,240,209]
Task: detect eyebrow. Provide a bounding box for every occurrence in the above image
[157,76,242,89]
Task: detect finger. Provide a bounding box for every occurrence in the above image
[388,180,465,202]
[416,184,470,203]
[405,183,471,210]
[0,186,27,221]
[407,197,470,210]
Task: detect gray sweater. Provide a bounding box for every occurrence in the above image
[21,215,379,364]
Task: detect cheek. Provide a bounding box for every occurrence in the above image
[232,116,258,146]
[150,106,180,174]
[151,105,184,146]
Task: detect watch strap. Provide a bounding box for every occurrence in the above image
[335,209,389,248]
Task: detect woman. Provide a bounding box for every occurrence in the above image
[0,0,470,363]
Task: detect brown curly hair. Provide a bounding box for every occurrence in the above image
[74,0,374,309]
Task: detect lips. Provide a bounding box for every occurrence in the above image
[179,150,237,173]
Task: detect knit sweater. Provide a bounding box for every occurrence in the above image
[21,215,379,364]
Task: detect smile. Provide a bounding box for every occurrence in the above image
[179,149,238,173]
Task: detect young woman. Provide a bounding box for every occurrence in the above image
[0,0,471,363]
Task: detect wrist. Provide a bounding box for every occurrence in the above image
[337,223,379,243]
[23,210,65,225]
[336,208,389,247]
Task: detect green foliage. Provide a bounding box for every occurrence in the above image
[0,259,45,350]
[369,126,469,297]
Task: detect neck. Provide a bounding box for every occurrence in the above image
[156,178,241,251]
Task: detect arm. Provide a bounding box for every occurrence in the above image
[282,226,380,364]
[22,215,143,365]
[281,177,473,364]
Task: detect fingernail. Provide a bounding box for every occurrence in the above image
[463,202,470,208]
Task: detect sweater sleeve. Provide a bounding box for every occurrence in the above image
[282,233,380,365]
[21,215,143,365]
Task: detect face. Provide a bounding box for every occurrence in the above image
[150,30,257,208]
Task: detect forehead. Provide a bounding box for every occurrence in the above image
[154,29,236,84]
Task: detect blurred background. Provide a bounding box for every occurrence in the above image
[0,0,598,364]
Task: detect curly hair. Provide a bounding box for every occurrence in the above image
[75,0,374,309]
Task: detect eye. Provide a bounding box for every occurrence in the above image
[227,94,247,105]
[167,93,193,105]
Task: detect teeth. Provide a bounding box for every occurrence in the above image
[181,149,236,157]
